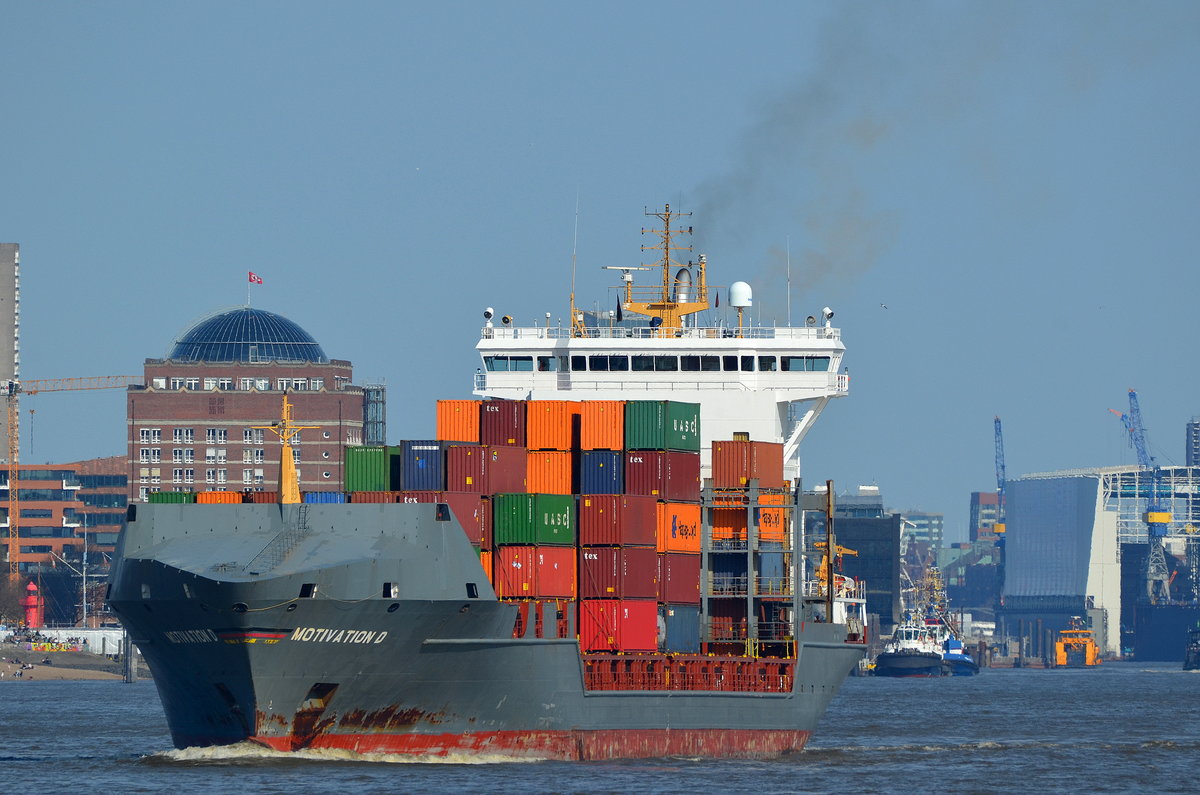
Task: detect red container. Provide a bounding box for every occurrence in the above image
[579,400,624,450]
[526,400,579,451]
[396,490,440,504]
[579,547,658,600]
[711,440,786,489]
[579,599,657,652]
[443,492,488,546]
[445,445,527,494]
[244,491,279,504]
[624,450,701,502]
[480,400,527,446]
[526,450,573,495]
[577,495,657,547]
[657,552,701,604]
[495,546,576,598]
[350,490,402,503]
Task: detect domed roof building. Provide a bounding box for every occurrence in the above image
[129,305,383,503]
[168,307,329,364]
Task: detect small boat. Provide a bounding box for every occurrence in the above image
[873,617,947,677]
[1054,616,1102,668]
[941,636,980,676]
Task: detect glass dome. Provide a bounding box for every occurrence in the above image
[168,307,329,363]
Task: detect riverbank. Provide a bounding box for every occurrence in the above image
[0,640,149,682]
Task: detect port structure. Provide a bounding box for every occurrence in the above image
[1109,389,1173,604]
[4,375,143,578]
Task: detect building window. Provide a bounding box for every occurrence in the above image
[205,469,216,484]
[172,469,183,484]
[139,449,151,464]
[152,377,167,389]
[293,449,301,464]
[243,428,265,444]
[239,377,255,391]
[150,448,161,463]
[184,449,194,463]
[292,378,307,391]
[184,468,194,484]
[173,428,195,443]
[253,449,264,463]
[150,468,161,484]
[310,378,324,390]
[170,378,186,390]
[276,379,290,391]
[185,377,199,390]
[139,487,149,501]
[254,468,265,484]
[172,449,184,463]
[206,428,228,443]
[217,469,227,484]
[218,377,234,390]
[204,378,218,390]
[139,428,162,443]
[139,468,150,484]
[256,378,270,391]
[243,469,253,484]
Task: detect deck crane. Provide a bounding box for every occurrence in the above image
[1109,389,1172,604]
[5,376,143,579]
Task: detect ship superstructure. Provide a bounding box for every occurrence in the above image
[474,206,848,476]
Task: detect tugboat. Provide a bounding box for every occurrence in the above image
[873,615,947,677]
[1054,616,1102,668]
[1183,624,1200,671]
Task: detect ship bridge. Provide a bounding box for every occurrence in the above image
[473,321,848,477]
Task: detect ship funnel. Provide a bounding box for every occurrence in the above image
[672,267,692,304]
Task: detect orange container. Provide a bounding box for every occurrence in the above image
[436,399,481,443]
[526,450,574,495]
[479,550,494,587]
[525,400,579,451]
[711,494,787,543]
[656,502,701,553]
[196,490,242,504]
[579,400,625,450]
[712,506,747,542]
[758,492,787,543]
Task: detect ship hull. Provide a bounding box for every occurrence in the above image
[108,503,863,759]
[872,651,946,678]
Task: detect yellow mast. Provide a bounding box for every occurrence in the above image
[254,394,317,504]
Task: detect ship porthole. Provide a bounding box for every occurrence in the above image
[387,603,399,613]
[286,603,297,612]
[233,602,248,613]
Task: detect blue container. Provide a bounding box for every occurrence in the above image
[660,604,701,653]
[399,440,452,491]
[302,491,347,504]
[579,450,623,495]
[759,551,787,594]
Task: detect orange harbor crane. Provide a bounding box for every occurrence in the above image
[5,375,143,578]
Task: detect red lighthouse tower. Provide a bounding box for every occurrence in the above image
[20,581,44,629]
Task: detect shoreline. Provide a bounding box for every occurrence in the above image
[0,640,150,682]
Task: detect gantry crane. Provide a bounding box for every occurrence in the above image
[1109,389,1173,604]
[5,376,143,578]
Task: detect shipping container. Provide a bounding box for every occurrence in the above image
[479,550,493,587]
[196,491,242,504]
[578,450,623,495]
[656,502,701,553]
[660,604,701,653]
[525,450,573,495]
[344,445,391,492]
[711,440,786,489]
[349,491,402,503]
[442,491,487,546]
[148,491,196,504]
[495,546,576,599]
[759,551,788,595]
[525,400,579,451]
[657,552,701,603]
[624,450,700,502]
[708,599,749,642]
[436,399,482,443]
[444,444,527,494]
[479,400,527,446]
[579,599,658,653]
[624,400,700,452]
[399,440,455,492]
[578,400,624,450]
[244,491,279,504]
[396,490,441,504]
[492,493,575,546]
[711,493,788,544]
[302,491,347,504]
[579,547,658,600]
[758,492,787,543]
[577,494,657,547]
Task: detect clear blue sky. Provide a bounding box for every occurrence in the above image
[3,2,1197,541]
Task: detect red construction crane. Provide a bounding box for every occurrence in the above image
[5,376,143,578]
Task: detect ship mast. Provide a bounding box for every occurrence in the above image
[614,204,711,334]
[254,394,317,504]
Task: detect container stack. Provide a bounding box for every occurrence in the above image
[705,440,794,656]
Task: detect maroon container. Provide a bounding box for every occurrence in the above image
[350,490,402,503]
[577,495,657,546]
[624,450,700,502]
[396,490,440,504]
[244,491,279,504]
[446,445,528,494]
[712,441,786,489]
[443,492,487,546]
[657,552,701,604]
[579,547,658,600]
[479,400,527,447]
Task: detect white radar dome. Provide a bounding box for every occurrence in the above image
[729,281,753,308]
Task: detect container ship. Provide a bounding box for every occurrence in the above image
[107,205,867,759]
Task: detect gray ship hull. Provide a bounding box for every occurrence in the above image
[108,502,863,759]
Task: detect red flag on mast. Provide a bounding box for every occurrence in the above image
[248,271,263,284]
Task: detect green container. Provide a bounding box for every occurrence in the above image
[492,493,576,546]
[344,445,390,492]
[148,491,197,504]
[624,400,701,452]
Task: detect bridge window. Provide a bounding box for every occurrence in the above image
[484,356,534,372]
[701,356,720,371]
[571,356,587,371]
[722,356,738,371]
[536,356,558,372]
[681,356,701,372]
[632,356,654,372]
[741,356,755,371]
[608,355,629,371]
[588,355,609,371]
[654,356,678,371]
[780,356,832,372]
[758,356,777,372]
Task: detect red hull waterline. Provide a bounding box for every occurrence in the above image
[252,728,813,760]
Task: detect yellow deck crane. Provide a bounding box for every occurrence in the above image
[5,376,143,578]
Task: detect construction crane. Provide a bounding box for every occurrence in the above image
[1109,389,1173,604]
[994,416,1007,534]
[5,375,143,578]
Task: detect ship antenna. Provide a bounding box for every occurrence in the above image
[786,236,792,327]
[569,193,585,337]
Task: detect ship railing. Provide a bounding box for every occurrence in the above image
[480,325,841,342]
[756,576,792,596]
[710,574,749,595]
[583,655,795,693]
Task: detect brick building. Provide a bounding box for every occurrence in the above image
[126,306,371,502]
